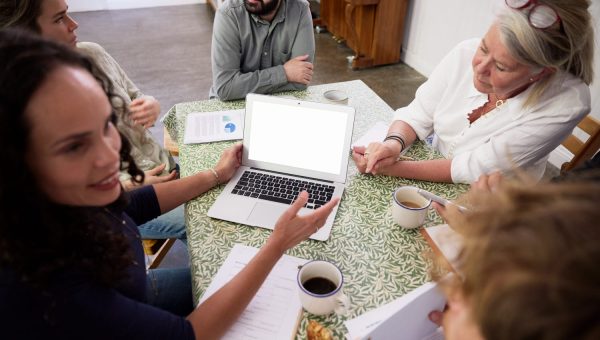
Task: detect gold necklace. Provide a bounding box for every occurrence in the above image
[104,208,126,226]
[490,92,507,109]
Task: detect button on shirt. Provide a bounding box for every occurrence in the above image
[209,0,315,100]
[394,39,590,183]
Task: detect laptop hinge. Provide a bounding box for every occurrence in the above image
[249,167,334,183]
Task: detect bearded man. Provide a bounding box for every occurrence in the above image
[209,0,315,101]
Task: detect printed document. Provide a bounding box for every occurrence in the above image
[199,244,307,340]
[344,282,446,340]
[351,121,388,148]
[184,109,244,144]
[351,121,411,155]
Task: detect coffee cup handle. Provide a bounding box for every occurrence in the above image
[334,292,350,315]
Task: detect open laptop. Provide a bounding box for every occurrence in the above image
[207,93,355,241]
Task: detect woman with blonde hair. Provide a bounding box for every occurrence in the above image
[429,179,600,339]
[355,0,594,184]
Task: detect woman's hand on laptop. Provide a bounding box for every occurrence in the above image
[266,191,340,254]
[214,143,243,183]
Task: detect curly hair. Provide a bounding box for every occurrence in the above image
[436,180,600,340]
[0,0,43,31]
[0,28,145,288]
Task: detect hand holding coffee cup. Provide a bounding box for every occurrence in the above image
[391,186,432,229]
[297,260,349,315]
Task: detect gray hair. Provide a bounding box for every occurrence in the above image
[497,0,594,107]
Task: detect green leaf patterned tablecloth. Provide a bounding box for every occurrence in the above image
[163,80,468,339]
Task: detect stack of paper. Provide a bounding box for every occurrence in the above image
[184,109,244,144]
[351,121,411,155]
[199,244,307,340]
[351,121,389,148]
[344,282,445,340]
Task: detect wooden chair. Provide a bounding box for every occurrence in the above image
[141,128,181,269]
[143,238,177,270]
[561,115,600,173]
[163,127,179,157]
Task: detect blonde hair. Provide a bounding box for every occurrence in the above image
[437,181,600,340]
[498,0,594,107]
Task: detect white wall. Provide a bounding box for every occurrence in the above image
[69,0,204,12]
[401,0,600,167]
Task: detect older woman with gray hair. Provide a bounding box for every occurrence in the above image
[353,0,594,184]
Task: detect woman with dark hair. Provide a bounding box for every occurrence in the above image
[0,0,188,243]
[0,29,339,339]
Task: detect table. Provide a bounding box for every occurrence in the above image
[163,80,468,338]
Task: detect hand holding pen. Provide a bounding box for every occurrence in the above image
[417,189,468,213]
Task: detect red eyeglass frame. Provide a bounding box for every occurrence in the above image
[505,0,561,30]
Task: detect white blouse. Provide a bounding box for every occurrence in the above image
[394,39,590,183]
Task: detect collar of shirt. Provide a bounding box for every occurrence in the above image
[250,0,287,26]
[464,79,533,121]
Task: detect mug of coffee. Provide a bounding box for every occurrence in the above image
[391,186,431,229]
[297,260,349,315]
[323,89,348,105]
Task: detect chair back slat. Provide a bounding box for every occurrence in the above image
[561,114,600,173]
[163,127,179,157]
[562,135,583,155]
[579,115,600,135]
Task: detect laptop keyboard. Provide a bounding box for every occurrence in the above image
[231,170,335,209]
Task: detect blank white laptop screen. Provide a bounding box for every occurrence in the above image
[247,101,349,176]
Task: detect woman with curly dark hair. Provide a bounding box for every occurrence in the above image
[0,0,189,244]
[0,29,339,339]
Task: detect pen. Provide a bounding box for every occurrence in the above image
[396,155,415,161]
[417,189,468,213]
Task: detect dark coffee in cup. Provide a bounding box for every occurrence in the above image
[303,277,337,295]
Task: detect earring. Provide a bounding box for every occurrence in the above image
[529,77,534,82]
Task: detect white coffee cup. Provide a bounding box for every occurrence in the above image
[391,186,432,229]
[323,89,348,105]
[297,260,349,315]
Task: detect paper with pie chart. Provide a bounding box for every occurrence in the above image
[184,109,244,144]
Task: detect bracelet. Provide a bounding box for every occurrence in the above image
[383,134,406,153]
[209,168,220,185]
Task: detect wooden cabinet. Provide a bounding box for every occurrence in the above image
[320,0,409,69]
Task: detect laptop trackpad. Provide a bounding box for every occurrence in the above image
[246,202,285,228]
